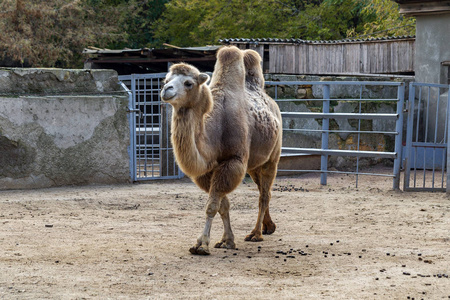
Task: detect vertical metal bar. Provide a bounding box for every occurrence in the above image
[440,87,448,188]
[122,79,136,182]
[136,77,142,179]
[413,86,423,187]
[446,87,450,193]
[423,87,431,187]
[355,85,363,188]
[161,77,168,178]
[443,87,450,189]
[431,87,441,189]
[321,84,330,185]
[149,78,155,177]
[393,83,405,190]
[404,82,415,190]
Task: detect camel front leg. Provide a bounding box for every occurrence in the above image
[189,192,222,255]
[214,196,236,249]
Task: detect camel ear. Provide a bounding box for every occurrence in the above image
[198,73,210,85]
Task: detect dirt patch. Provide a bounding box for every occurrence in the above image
[1,167,449,299]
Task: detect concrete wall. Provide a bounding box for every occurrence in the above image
[0,68,130,190]
[414,13,450,142]
[415,13,450,84]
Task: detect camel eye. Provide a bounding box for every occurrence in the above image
[184,81,193,88]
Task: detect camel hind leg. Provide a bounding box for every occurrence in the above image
[246,160,278,242]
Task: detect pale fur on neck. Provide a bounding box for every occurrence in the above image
[171,84,216,178]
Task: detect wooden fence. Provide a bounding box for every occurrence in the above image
[220,37,415,75]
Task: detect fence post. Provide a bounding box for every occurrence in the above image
[321,84,330,185]
[129,75,137,182]
[393,83,405,190]
[403,82,415,190]
[447,89,450,193]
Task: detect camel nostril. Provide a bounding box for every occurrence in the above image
[161,85,176,101]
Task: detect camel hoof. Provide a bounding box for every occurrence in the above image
[263,222,276,235]
[189,245,210,255]
[244,234,263,242]
[214,240,236,249]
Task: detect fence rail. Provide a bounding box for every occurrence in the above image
[267,80,405,189]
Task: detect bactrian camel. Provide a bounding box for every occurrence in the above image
[160,46,282,255]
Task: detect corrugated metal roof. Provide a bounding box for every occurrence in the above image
[219,36,415,45]
[83,45,220,55]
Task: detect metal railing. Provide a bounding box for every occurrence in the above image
[268,81,405,189]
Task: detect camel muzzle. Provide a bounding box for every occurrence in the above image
[161,86,176,101]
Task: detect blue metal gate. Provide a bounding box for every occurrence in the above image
[119,74,183,181]
[270,81,405,189]
[403,82,450,192]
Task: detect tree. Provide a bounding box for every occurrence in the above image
[0,0,415,68]
[0,0,126,68]
[356,0,415,38]
[153,0,415,46]
[103,0,169,49]
[152,0,291,47]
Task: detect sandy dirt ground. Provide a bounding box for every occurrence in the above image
[0,166,449,300]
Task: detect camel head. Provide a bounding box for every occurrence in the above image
[161,63,210,109]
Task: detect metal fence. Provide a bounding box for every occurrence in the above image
[119,74,183,181]
[270,81,405,189]
[403,82,450,192]
[120,74,450,191]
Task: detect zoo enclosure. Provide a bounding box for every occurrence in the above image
[119,73,448,190]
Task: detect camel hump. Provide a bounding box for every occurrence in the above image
[243,49,264,89]
[216,46,244,65]
[243,49,262,69]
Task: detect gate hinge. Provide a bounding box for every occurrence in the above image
[127,108,143,119]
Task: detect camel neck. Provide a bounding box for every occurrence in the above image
[171,107,214,178]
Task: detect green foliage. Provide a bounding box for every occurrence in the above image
[356,0,416,37]
[0,0,167,68]
[153,0,415,46]
[0,0,415,68]
[0,0,126,67]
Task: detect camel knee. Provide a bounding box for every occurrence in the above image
[205,201,220,218]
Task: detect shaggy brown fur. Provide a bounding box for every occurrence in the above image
[243,49,265,90]
[161,46,282,255]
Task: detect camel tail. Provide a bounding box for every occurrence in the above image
[216,46,243,66]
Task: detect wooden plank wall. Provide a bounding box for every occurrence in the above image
[238,39,415,75]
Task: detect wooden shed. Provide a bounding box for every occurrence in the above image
[219,36,415,76]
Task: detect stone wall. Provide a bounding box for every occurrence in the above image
[0,68,130,190]
[265,74,413,170]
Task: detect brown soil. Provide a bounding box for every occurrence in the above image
[1,167,449,299]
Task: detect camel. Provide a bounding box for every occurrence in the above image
[160,46,282,255]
